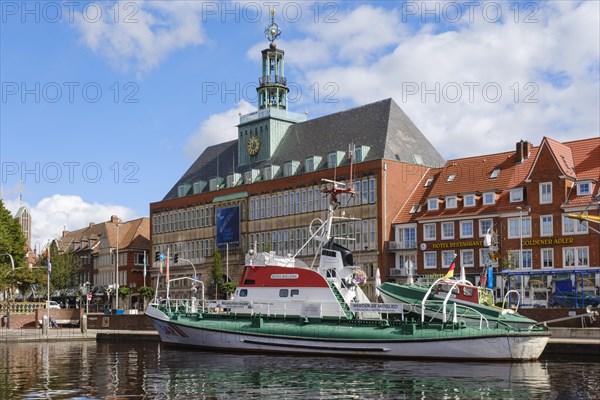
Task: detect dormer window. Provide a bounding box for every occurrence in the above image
[305,158,314,172]
[510,187,523,203]
[413,154,423,165]
[464,194,476,207]
[490,168,500,179]
[328,152,339,168]
[577,181,592,196]
[428,198,439,210]
[483,191,496,205]
[424,177,434,187]
[445,196,457,209]
[447,173,456,182]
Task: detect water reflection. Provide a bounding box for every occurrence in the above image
[0,341,598,399]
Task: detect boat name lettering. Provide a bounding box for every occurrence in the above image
[349,303,404,314]
[522,237,574,246]
[431,240,483,249]
[270,274,299,279]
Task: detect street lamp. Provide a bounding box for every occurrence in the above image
[516,206,531,302]
[0,253,15,270]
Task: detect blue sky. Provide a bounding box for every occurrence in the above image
[1,1,598,248]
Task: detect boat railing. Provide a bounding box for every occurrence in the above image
[501,290,521,313]
[210,299,348,320]
[420,277,472,320]
[418,299,490,329]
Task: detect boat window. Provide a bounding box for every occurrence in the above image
[239,289,248,297]
[463,287,473,297]
[326,269,337,278]
[279,289,289,297]
[244,279,256,285]
[291,289,300,297]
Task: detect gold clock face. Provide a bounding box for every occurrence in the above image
[247,135,260,156]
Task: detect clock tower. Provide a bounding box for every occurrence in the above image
[238,8,306,167]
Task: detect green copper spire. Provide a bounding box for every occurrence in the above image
[257,8,288,110]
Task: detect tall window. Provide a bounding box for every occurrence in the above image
[508,217,531,238]
[397,225,416,249]
[540,215,553,236]
[508,249,532,268]
[369,178,376,203]
[424,223,436,241]
[460,249,474,267]
[441,222,454,240]
[460,220,474,238]
[540,182,552,204]
[424,252,436,269]
[541,248,554,268]
[442,251,455,268]
[479,219,493,236]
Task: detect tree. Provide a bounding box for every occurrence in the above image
[37,243,81,300]
[221,281,236,298]
[210,250,224,299]
[119,287,132,308]
[0,199,27,314]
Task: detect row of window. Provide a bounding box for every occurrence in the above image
[421,181,594,213]
[153,239,216,264]
[249,219,378,256]
[398,214,588,245]
[249,178,376,220]
[153,206,215,234]
[420,246,590,269]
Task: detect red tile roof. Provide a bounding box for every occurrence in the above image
[393,136,599,224]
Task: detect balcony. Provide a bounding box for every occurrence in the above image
[387,241,417,251]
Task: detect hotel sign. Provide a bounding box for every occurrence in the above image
[522,237,574,246]
[431,240,483,249]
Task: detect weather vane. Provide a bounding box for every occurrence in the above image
[264,7,281,43]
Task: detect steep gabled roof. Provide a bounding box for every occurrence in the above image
[163,98,445,201]
[526,137,576,181]
[563,137,600,208]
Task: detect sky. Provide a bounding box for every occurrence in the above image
[1,0,598,249]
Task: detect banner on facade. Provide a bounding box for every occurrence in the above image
[216,205,240,249]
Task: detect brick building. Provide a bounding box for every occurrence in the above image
[390,136,600,297]
[56,215,150,309]
[149,22,445,299]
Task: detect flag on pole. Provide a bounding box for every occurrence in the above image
[443,261,455,279]
[47,246,51,275]
[166,247,170,283]
[143,251,147,277]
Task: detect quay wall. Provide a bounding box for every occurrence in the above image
[518,308,600,328]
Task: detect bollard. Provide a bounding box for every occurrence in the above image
[81,314,87,334]
[42,315,48,335]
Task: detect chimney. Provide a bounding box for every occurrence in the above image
[516,140,531,163]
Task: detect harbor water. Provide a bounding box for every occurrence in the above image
[0,341,598,399]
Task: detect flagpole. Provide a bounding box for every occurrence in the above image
[143,250,147,287]
[46,241,51,334]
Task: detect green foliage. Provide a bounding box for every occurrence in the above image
[37,242,81,298]
[211,250,224,298]
[138,286,155,299]
[211,250,224,286]
[221,281,236,296]
[118,287,132,299]
[0,200,27,311]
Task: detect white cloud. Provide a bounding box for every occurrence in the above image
[4,195,136,250]
[293,1,599,158]
[73,0,207,75]
[184,101,255,160]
